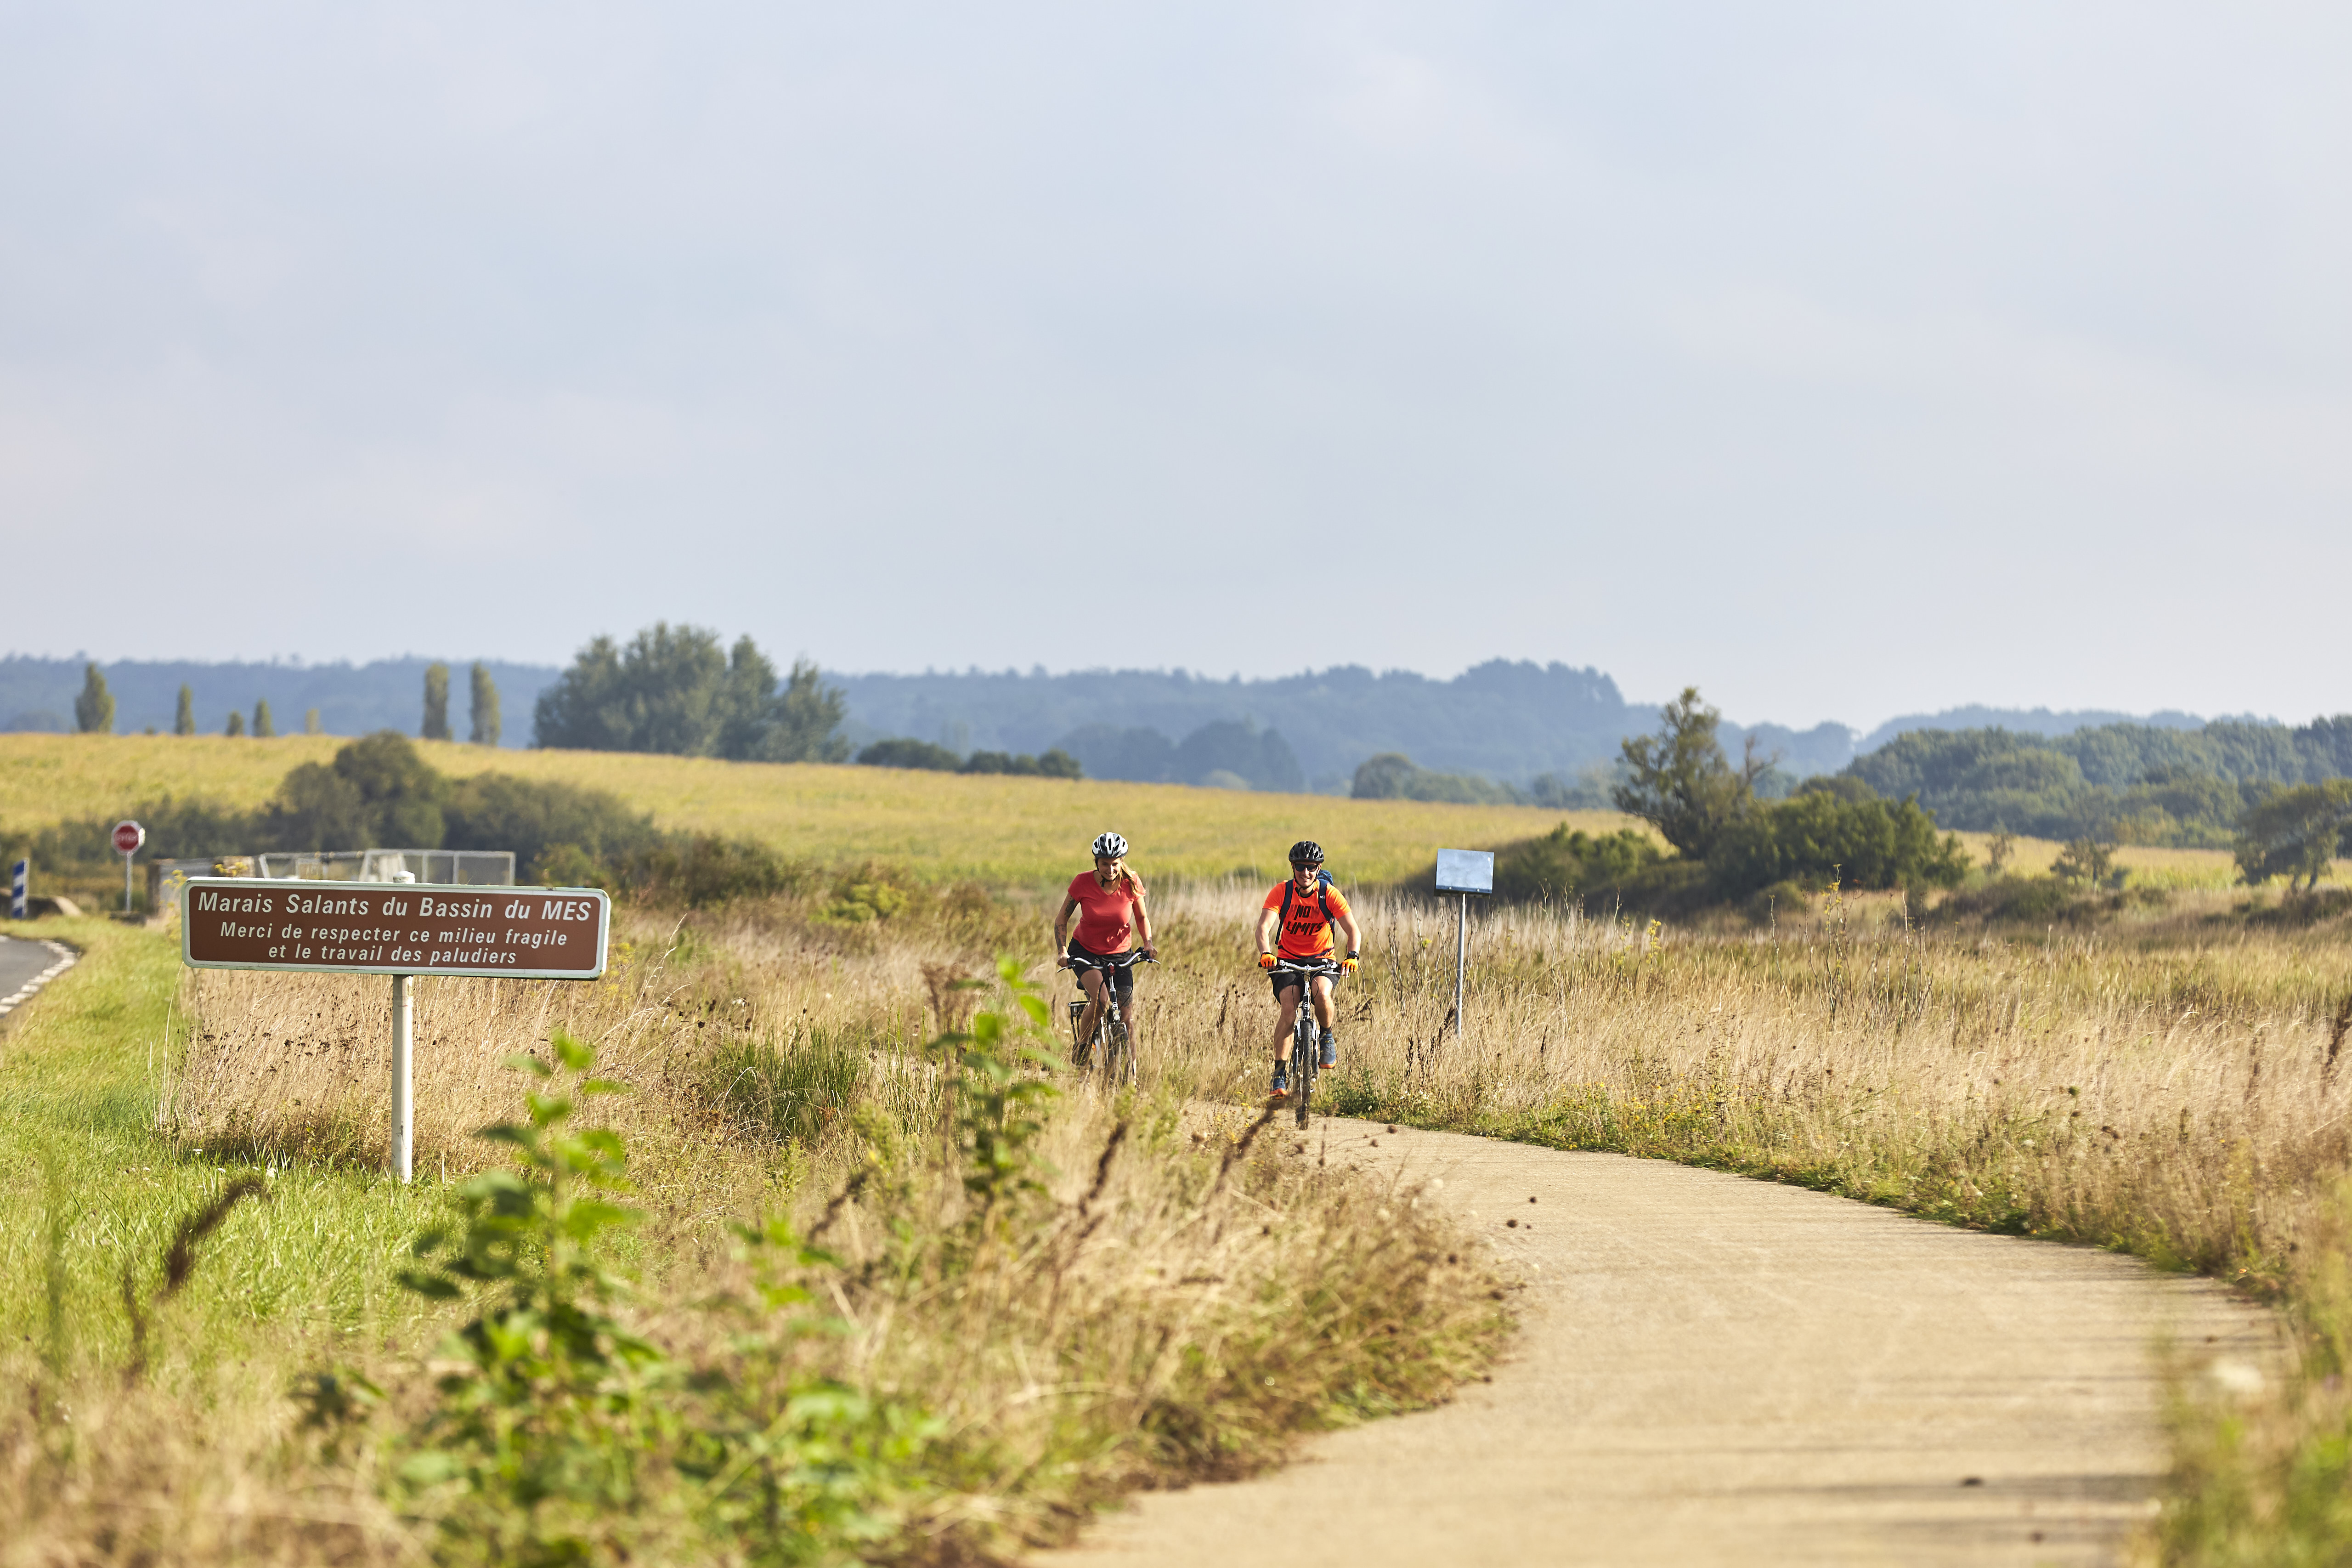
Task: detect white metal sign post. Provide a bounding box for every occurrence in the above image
[181,876,611,1183]
[113,821,145,912]
[1434,849,1495,1039]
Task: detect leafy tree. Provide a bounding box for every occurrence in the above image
[469,662,501,747]
[1352,752,1521,804]
[534,625,846,762]
[252,700,276,738]
[857,738,962,771]
[720,645,850,764]
[225,710,245,737]
[73,664,113,734]
[2052,837,2118,887]
[1707,780,1969,897]
[2233,782,2352,890]
[1612,688,1757,858]
[174,685,196,736]
[304,707,322,735]
[421,662,452,741]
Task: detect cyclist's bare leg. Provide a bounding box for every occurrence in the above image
[1308,974,1337,1030]
[1272,982,1304,1063]
[1075,968,1109,1048]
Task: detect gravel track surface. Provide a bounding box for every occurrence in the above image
[1039,1115,2275,1567]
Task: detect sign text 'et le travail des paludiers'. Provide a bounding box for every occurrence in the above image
[181,878,611,979]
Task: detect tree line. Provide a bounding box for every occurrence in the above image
[68,660,500,744]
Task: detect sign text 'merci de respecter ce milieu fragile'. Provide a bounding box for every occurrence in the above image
[180,879,611,979]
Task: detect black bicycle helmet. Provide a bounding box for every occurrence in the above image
[1287,840,1325,866]
[1091,831,1128,859]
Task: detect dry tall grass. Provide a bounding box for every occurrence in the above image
[16,897,1504,1564]
[1144,882,2352,1282]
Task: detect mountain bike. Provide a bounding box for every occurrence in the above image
[1066,949,1155,1087]
[1270,956,1342,1128]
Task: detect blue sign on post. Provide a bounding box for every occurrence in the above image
[9,860,25,921]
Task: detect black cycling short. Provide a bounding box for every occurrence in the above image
[1066,940,1137,1000]
[1268,962,1335,1003]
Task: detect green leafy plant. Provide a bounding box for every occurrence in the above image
[393,1029,673,1564]
[933,958,1062,1235]
[383,1028,938,1566]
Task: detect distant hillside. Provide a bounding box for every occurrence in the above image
[1855,705,2224,754]
[0,655,558,744]
[12,651,2299,800]
[832,662,1858,789]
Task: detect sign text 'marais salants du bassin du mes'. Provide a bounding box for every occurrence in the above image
[180,878,609,979]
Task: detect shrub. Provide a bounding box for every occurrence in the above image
[443,772,660,881]
[618,834,814,907]
[1707,784,1969,898]
[856,738,962,771]
[1495,825,1663,900]
[814,862,922,925]
[959,748,1083,779]
[265,730,447,849]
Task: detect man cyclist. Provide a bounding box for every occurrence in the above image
[1054,832,1156,1065]
[1255,840,1360,1099]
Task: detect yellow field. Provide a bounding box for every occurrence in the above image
[0,733,1628,888]
[1944,828,2352,888]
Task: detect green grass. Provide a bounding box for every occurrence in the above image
[0,916,446,1381]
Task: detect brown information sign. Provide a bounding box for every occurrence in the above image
[181,878,610,979]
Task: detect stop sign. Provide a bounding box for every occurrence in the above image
[113,820,145,855]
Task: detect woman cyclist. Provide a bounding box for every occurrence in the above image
[1255,840,1360,1099]
[1054,832,1157,1065]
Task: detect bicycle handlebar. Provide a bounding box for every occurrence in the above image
[1267,957,1342,975]
[1063,949,1157,968]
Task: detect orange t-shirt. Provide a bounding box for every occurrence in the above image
[1263,877,1352,960]
[1066,870,1144,952]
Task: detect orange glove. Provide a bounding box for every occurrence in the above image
[1341,954,1360,976]
[1258,952,1278,971]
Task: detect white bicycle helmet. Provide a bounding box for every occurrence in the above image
[1091,831,1128,859]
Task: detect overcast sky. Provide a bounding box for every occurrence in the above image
[3,2,2347,728]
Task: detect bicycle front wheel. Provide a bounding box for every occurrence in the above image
[1105,1017,1134,1087]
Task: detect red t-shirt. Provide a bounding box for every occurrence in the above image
[1066,870,1144,952]
[1264,877,1352,960]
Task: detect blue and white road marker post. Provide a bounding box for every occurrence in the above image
[9,860,25,921]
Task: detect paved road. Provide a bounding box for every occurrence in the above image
[1040,1118,2275,1568]
[0,933,75,1020]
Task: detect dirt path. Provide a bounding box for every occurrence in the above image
[1040,1117,2276,1567]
